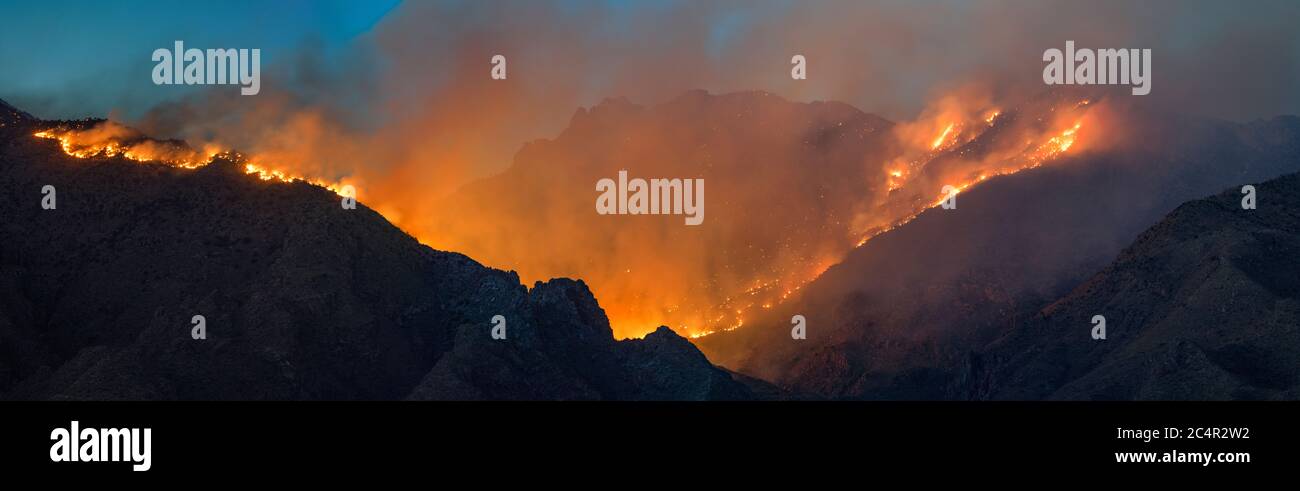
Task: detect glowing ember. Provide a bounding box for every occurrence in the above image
[930,123,956,150]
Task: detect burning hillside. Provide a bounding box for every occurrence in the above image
[25,90,1100,341]
[706,92,1094,338]
[706,91,1095,338]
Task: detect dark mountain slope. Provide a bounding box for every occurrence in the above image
[0,99,33,125]
[978,172,1300,400]
[0,99,751,401]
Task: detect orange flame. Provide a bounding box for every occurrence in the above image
[34,122,350,195]
[930,123,956,150]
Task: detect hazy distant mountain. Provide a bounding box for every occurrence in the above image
[697,109,1300,400]
[0,99,752,401]
[425,90,898,338]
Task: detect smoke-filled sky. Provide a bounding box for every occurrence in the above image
[5,0,1300,338]
[3,0,1291,187]
[4,0,1299,122]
